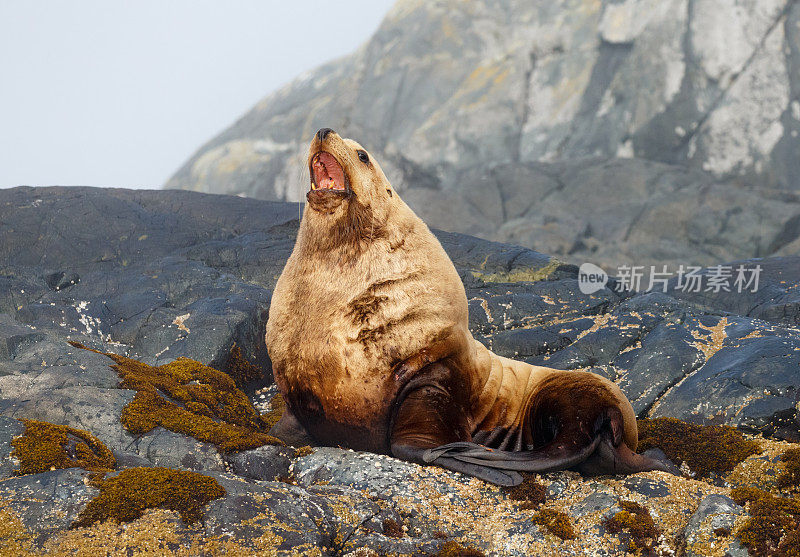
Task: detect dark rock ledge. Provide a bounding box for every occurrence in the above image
[0,187,798,555]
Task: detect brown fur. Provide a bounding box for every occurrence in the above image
[266,131,638,463]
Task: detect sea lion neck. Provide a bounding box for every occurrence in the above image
[297,196,391,258]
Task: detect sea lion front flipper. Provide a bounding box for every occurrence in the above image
[269,408,315,447]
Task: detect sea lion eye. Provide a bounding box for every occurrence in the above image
[357,150,370,164]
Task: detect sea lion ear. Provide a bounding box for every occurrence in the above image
[386,189,393,197]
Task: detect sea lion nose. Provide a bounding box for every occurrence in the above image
[317,128,334,141]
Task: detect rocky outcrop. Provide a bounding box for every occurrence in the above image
[1,187,798,554]
[166,0,800,269]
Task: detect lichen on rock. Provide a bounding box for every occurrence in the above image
[503,474,547,510]
[531,508,576,540]
[603,500,661,554]
[777,447,800,493]
[730,486,800,557]
[0,503,35,556]
[470,259,562,284]
[69,341,282,452]
[637,417,761,478]
[434,540,486,556]
[222,342,266,386]
[72,467,225,528]
[10,419,115,476]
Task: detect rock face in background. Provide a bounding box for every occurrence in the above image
[166,0,800,269]
[0,187,799,553]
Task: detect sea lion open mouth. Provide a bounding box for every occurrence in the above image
[310,151,349,193]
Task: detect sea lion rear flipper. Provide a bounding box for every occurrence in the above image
[575,437,681,476]
[269,408,315,447]
[393,443,522,486]
[421,436,602,473]
[419,404,681,479]
[389,362,524,485]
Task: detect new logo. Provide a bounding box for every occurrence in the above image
[578,263,608,295]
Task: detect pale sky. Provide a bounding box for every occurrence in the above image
[0,1,394,189]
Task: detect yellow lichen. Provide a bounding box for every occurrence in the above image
[503,474,546,510]
[72,467,225,528]
[70,342,282,452]
[777,447,800,493]
[294,445,314,458]
[731,486,800,557]
[435,540,486,556]
[262,392,286,433]
[602,500,660,554]
[0,503,35,556]
[692,318,728,360]
[10,419,115,476]
[531,509,576,540]
[637,417,761,478]
[470,259,562,284]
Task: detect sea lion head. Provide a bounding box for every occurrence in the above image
[304,128,398,245]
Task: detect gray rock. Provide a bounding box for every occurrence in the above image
[203,472,447,556]
[292,447,437,498]
[622,477,671,498]
[111,450,154,469]
[650,333,800,440]
[226,445,295,481]
[0,468,98,545]
[0,416,23,479]
[683,494,747,557]
[2,186,799,451]
[201,473,333,553]
[0,186,798,553]
[127,429,225,473]
[166,0,800,270]
[568,491,618,518]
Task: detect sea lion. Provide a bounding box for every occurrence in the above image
[265,128,675,486]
